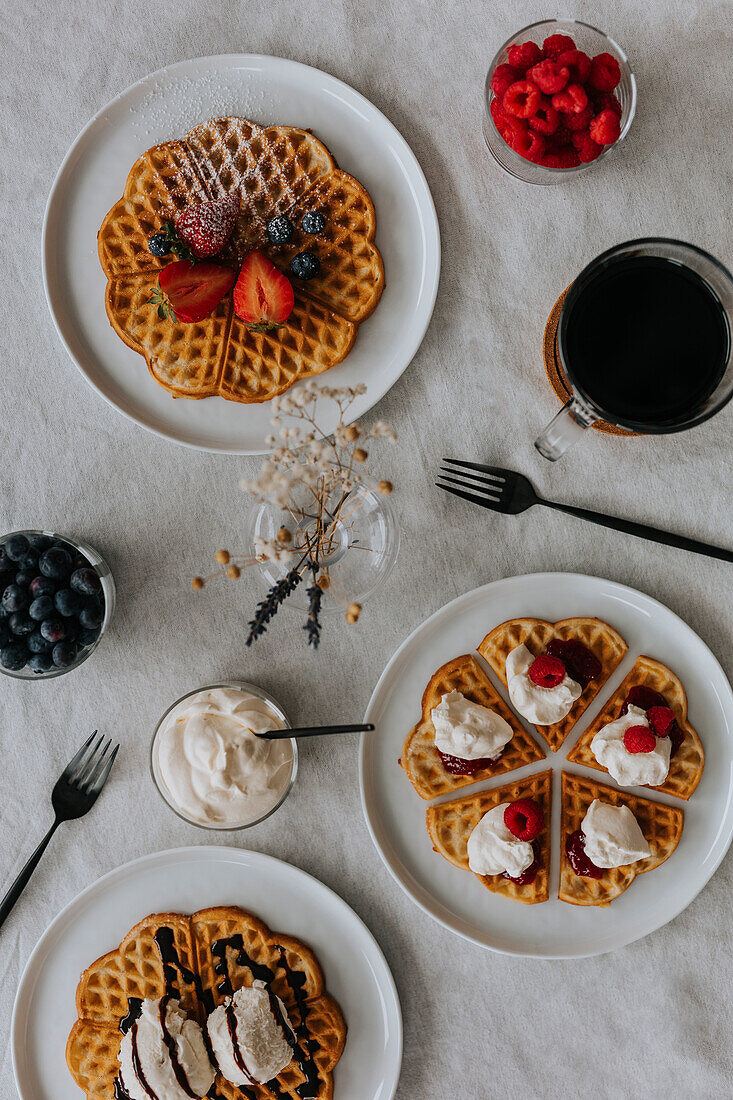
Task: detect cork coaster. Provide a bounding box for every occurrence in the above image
[543,287,637,437]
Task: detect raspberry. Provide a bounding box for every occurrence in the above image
[504,798,544,841]
[590,108,621,145]
[590,52,621,91]
[550,125,574,149]
[572,132,603,162]
[647,706,677,738]
[529,102,560,135]
[552,83,589,115]
[490,97,526,141]
[542,33,576,59]
[622,686,666,714]
[564,105,594,131]
[545,640,601,687]
[542,148,581,169]
[507,41,542,71]
[527,59,569,95]
[503,80,542,118]
[592,90,622,117]
[491,63,522,99]
[527,654,566,688]
[623,725,657,754]
[557,48,592,84]
[511,128,546,163]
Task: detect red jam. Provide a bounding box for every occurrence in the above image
[621,686,684,755]
[505,842,539,885]
[437,749,502,775]
[565,830,603,879]
[544,639,601,688]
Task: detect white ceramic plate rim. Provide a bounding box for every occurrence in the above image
[11,844,403,1099]
[42,53,440,454]
[359,571,733,958]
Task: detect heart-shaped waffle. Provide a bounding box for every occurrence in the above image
[66,907,346,1100]
[559,771,684,906]
[566,655,704,800]
[98,116,384,404]
[400,654,545,799]
[478,617,628,751]
[426,769,552,904]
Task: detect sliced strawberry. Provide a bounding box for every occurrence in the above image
[149,260,236,323]
[233,250,295,331]
[175,193,240,258]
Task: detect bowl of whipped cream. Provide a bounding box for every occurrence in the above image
[150,681,297,830]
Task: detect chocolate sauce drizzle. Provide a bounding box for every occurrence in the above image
[155,926,197,993]
[273,945,320,1100]
[131,1019,160,1100]
[158,993,199,1097]
[119,997,143,1035]
[113,1077,134,1100]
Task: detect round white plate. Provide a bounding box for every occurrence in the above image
[360,572,733,958]
[11,846,402,1100]
[43,54,440,453]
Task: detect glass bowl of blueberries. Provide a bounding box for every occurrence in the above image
[0,531,115,679]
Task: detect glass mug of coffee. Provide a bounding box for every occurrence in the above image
[535,239,733,460]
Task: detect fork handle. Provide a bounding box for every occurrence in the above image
[0,820,60,931]
[541,499,733,563]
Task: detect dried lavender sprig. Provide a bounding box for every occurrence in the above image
[246,569,302,646]
[303,577,323,650]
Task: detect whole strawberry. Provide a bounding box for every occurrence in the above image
[175,193,240,259]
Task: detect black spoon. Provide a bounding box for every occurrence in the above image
[257,723,375,740]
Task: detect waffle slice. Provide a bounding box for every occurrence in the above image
[98,141,210,278]
[186,118,335,254]
[566,655,704,800]
[478,617,628,751]
[560,771,684,906]
[400,654,545,799]
[426,769,552,903]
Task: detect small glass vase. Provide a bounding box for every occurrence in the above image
[244,483,399,612]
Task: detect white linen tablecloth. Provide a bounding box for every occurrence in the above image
[1,0,732,1096]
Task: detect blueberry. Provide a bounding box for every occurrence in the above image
[148,232,171,257]
[28,652,54,674]
[27,534,53,552]
[54,589,81,617]
[78,624,101,647]
[301,210,325,234]
[9,612,34,636]
[29,595,55,621]
[52,641,78,668]
[0,547,10,571]
[2,584,28,613]
[29,575,56,599]
[0,641,28,671]
[27,630,52,654]
[79,601,103,629]
[14,571,35,588]
[0,622,9,646]
[266,215,294,245]
[70,567,102,598]
[4,534,30,562]
[40,619,67,644]
[290,251,320,280]
[39,546,72,579]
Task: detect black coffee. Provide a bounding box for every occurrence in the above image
[562,256,729,425]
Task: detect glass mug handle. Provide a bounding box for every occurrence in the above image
[534,398,598,461]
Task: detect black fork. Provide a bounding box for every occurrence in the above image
[0,732,119,930]
[437,459,733,563]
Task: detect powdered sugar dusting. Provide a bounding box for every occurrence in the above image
[130,71,276,140]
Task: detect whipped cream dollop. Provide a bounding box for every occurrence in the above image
[590,704,671,787]
[506,644,582,725]
[207,981,295,1086]
[431,689,513,760]
[466,803,534,878]
[155,687,293,826]
[118,997,214,1100]
[580,799,651,868]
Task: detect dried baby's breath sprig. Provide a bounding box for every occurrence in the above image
[194,383,396,647]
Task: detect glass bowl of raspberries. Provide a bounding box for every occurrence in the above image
[484,19,636,183]
[0,530,115,679]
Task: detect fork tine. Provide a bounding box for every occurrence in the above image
[443,458,508,482]
[74,734,107,788]
[61,731,100,780]
[438,473,502,500]
[439,465,507,491]
[435,481,503,511]
[81,739,113,793]
[87,743,119,796]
